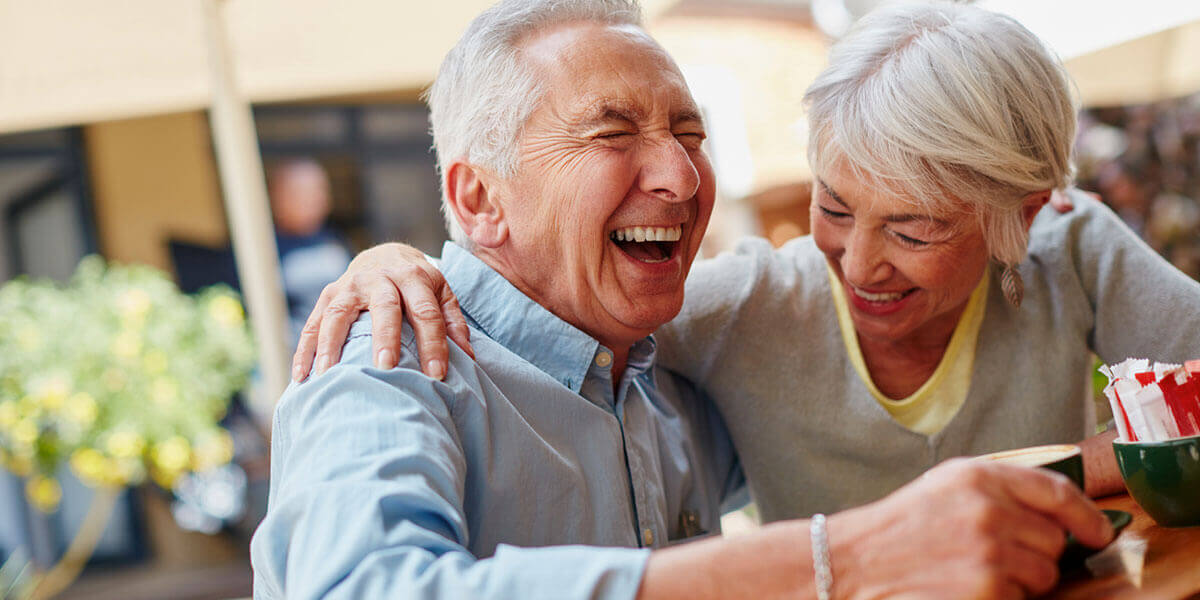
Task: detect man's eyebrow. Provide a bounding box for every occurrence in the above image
[576,103,642,128]
[574,102,705,130]
[673,107,705,127]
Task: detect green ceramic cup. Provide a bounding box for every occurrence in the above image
[1113,434,1200,527]
[976,444,1085,489]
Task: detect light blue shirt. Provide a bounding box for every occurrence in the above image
[251,242,743,599]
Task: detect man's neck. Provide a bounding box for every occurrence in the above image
[473,247,640,392]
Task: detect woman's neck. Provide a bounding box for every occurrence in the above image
[856,311,963,400]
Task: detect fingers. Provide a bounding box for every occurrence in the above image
[312,284,368,376]
[1001,504,1067,560]
[292,243,467,381]
[998,543,1060,597]
[292,287,334,381]
[368,280,404,371]
[1049,189,1075,213]
[440,286,474,360]
[395,266,451,380]
[994,464,1113,549]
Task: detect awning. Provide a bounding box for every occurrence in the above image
[981,0,1200,106]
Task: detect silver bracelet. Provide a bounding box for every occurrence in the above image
[810,513,833,600]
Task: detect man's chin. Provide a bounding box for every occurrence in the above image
[609,238,688,285]
[611,293,685,334]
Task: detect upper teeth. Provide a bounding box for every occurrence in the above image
[610,226,682,243]
[853,287,905,302]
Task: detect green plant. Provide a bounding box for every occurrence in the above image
[0,256,255,511]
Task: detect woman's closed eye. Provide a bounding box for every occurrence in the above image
[891,231,930,248]
[818,205,851,220]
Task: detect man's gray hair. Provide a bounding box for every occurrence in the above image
[427,0,644,245]
[804,1,1077,268]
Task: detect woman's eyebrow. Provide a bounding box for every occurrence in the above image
[883,213,951,227]
[817,179,848,208]
[819,178,951,227]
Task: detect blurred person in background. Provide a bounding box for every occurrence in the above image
[296,0,1200,522]
[267,158,352,345]
[250,1,1114,598]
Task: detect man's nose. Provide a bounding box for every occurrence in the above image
[637,135,700,203]
[841,229,891,285]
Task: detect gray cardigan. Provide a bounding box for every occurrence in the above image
[656,195,1200,521]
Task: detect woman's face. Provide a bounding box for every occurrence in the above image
[810,161,990,347]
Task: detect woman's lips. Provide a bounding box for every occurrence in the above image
[846,283,916,317]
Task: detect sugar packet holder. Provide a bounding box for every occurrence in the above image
[1100,358,1200,442]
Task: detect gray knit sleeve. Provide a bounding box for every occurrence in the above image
[1043,192,1200,363]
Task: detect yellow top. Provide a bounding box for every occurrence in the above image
[827,266,989,436]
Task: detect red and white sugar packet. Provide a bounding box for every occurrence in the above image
[1100,358,1200,442]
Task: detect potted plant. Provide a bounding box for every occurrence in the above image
[0,256,255,598]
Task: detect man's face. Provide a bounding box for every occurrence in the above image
[484,23,715,348]
[271,163,332,237]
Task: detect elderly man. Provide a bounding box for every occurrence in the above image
[251,1,1111,598]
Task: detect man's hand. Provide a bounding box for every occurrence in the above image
[292,243,474,382]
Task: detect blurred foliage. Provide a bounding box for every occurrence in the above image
[1076,94,1200,280]
[0,256,255,512]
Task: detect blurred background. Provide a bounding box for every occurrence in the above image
[0,0,1197,598]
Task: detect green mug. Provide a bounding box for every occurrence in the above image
[1113,434,1200,527]
[975,444,1084,489]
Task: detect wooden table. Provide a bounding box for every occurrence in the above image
[1048,494,1200,598]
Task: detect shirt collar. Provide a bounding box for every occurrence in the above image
[442,242,623,393]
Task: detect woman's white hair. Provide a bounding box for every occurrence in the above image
[804,1,1077,268]
[426,0,643,245]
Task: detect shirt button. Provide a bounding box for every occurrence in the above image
[595,351,612,368]
[642,528,654,546]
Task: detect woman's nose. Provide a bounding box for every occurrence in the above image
[841,231,891,285]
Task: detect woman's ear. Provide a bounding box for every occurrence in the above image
[445,161,507,248]
[1020,190,1053,232]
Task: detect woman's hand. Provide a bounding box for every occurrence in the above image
[292,243,474,382]
[1049,188,1102,213]
[638,459,1112,599]
[827,458,1113,599]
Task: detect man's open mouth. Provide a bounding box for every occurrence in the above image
[609,225,682,264]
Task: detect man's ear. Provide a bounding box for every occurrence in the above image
[1020,189,1052,232]
[445,161,507,248]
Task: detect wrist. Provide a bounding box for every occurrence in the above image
[825,509,873,600]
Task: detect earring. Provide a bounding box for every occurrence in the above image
[1001,264,1024,308]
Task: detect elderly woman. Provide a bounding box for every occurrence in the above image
[293,2,1200,521]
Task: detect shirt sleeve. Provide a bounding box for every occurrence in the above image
[1049,192,1200,363]
[249,327,649,600]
